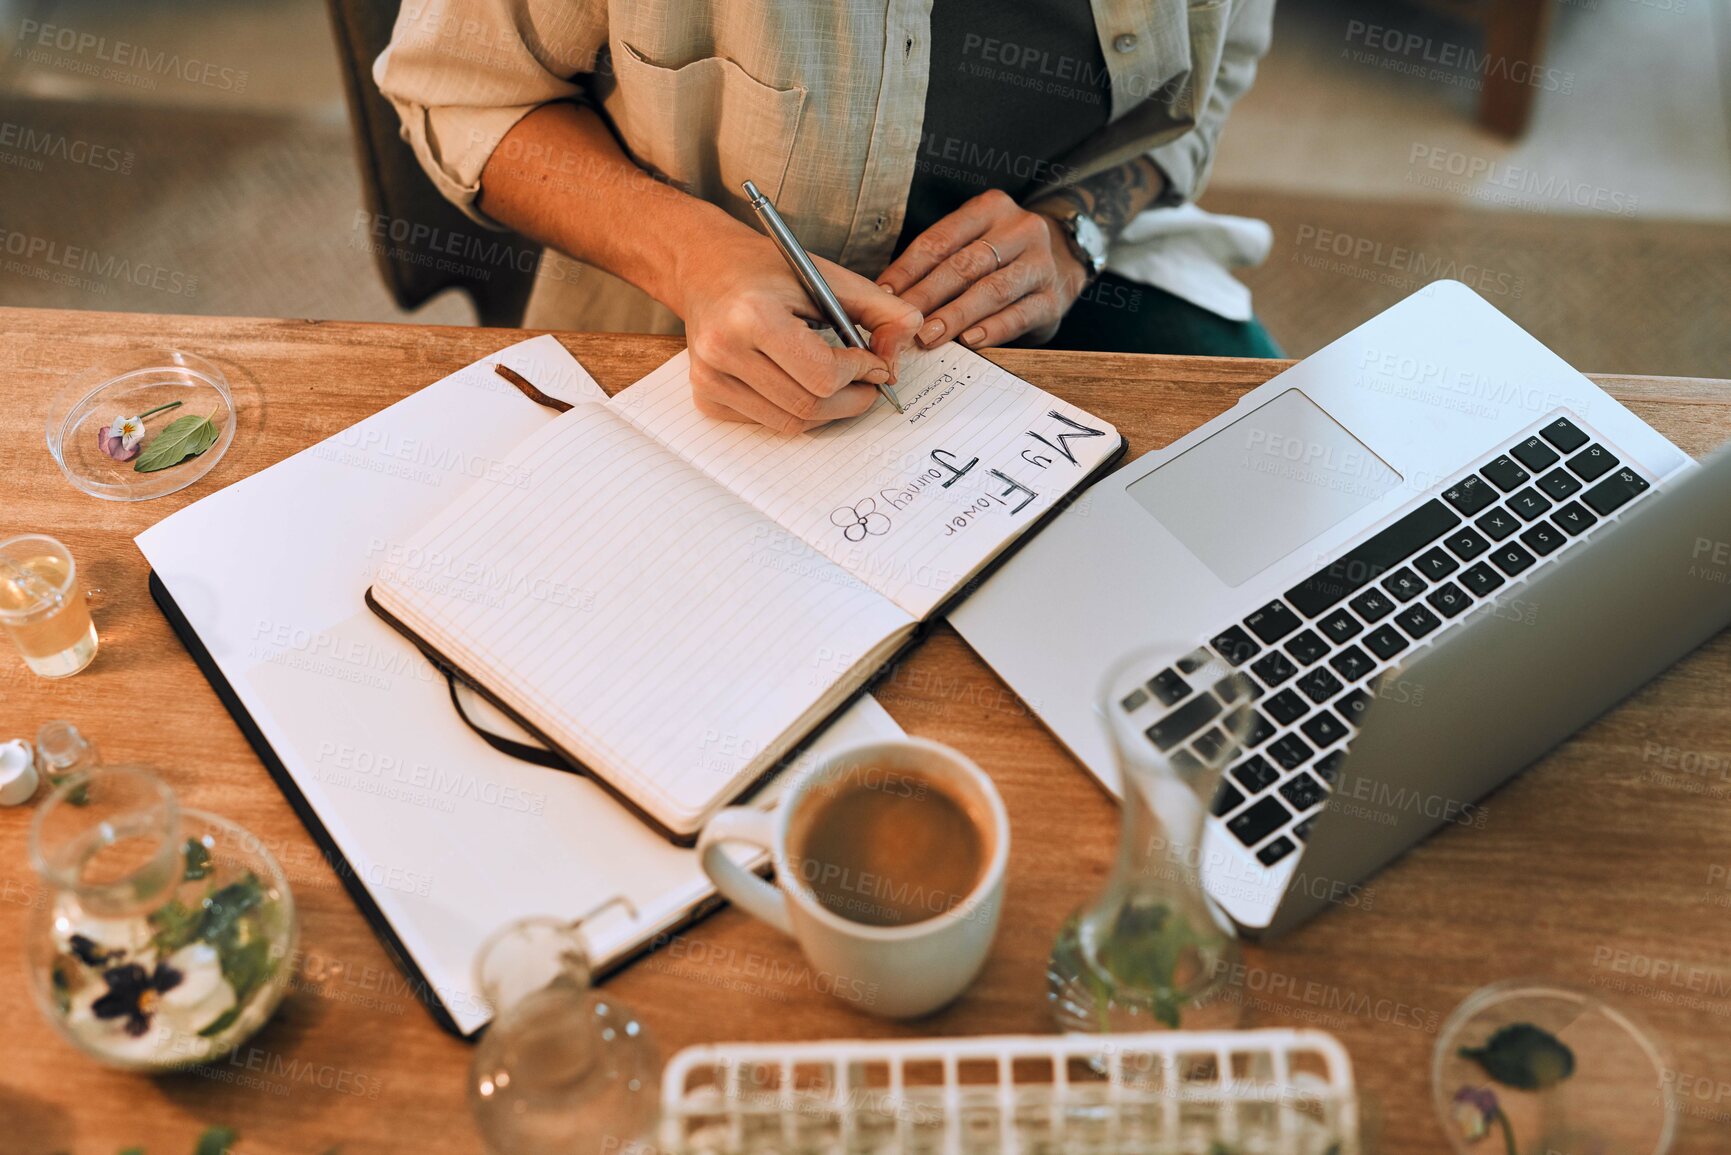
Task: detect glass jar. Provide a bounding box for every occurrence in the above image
[1048,643,1253,1033]
[35,719,99,794]
[470,904,659,1155]
[27,767,298,1071]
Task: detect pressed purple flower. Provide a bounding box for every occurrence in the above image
[97,416,144,461]
[1451,1084,1500,1143]
[96,400,181,462]
[91,960,184,1037]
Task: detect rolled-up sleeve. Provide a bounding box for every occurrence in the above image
[372,0,606,226]
[1147,0,1274,204]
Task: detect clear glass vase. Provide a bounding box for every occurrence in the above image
[469,903,660,1155]
[27,767,298,1071]
[1048,643,1252,1034]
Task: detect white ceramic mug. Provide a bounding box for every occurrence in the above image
[698,737,1009,1019]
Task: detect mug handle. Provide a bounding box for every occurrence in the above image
[698,808,793,936]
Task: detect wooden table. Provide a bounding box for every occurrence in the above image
[4,308,1729,1155]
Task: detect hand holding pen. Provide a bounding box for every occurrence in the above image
[743,181,905,414]
[672,196,921,434]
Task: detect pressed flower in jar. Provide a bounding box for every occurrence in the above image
[28,767,298,1071]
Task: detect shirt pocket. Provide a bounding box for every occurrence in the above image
[608,42,808,204]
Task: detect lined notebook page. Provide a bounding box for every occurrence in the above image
[611,343,1120,619]
[371,403,913,834]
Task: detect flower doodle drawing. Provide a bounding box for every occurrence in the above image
[831,499,891,543]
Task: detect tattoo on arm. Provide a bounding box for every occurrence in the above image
[1029,156,1164,241]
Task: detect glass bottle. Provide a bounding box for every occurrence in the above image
[1048,643,1253,1033]
[470,902,659,1155]
[27,767,299,1071]
[35,719,99,793]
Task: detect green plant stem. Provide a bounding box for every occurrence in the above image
[1493,1107,1519,1155]
[137,400,183,420]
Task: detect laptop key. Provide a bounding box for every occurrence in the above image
[1296,667,1344,703]
[1211,625,1262,666]
[1490,542,1536,576]
[1481,454,1530,491]
[1384,568,1427,602]
[1227,796,1292,847]
[1567,444,1617,482]
[1231,753,1280,792]
[1292,818,1314,842]
[1552,500,1597,535]
[1396,604,1442,638]
[1426,581,1471,618]
[1243,709,1277,747]
[1279,772,1328,812]
[1251,651,1298,688]
[1476,508,1520,541]
[1148,668,1191,706]
[1318,608,1363,643]
[1257,836,1298,865]
[1314,749,1345,782]
[1335,688,1372,726]
[1349,588,1396,623]
[1443,475,1498,516]
[1363,624,1409,660]
[1244,600,1303,644]
[1443,526,1491,562]
[1300,709,1349,748]
[1536,467,1582,501]
[1144,693,1222,751]
[1192,726,1229,763]
[1540,416,1590,453]
[1520,522,1566,557]
[1414,547,1459,581]
[1458,561,1505,597]
[1211,780,1247,818]
[1267,733,1314,770]
[1284,629,1330,666]
[1583,467,1650,515]
[1283,499,1460,617]
[1263,689,1310,726]
[1329,644,1375,682]
[1176,648,1210,674]
[1120,687,1151,713]
[1170,749,1203,775]
[1508,487,1553,521]
[1510,435,1560,472]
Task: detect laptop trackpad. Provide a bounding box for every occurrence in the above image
[1127,388,1402,587]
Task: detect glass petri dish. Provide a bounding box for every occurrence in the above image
[46,350,237,502]
[1433,979,1676,1155]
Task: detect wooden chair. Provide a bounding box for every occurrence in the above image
[324,0,541,326]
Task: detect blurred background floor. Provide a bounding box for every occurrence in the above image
[0,0,1727,375]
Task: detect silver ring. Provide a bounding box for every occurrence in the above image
[977,238,1002,270]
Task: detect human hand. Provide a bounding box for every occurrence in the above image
[672,225,923,433]
[876,189,1089,351]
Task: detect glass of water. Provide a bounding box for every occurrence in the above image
[0,534,99,677]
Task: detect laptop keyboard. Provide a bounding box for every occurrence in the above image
[1120,414,1653,867]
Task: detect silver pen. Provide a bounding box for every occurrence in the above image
[742,179,903,413]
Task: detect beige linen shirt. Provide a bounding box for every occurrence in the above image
[375,0,1275,331]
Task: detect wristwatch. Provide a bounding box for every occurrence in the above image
[1043,206,1109,281]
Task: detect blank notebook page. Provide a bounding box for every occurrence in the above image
[612,343,1120,619]
[371,403,913,831]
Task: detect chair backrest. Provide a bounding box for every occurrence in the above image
[324,0,541,327]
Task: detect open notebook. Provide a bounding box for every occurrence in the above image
[367,342,1124,841]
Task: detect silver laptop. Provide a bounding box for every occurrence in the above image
[951,280,1731,935]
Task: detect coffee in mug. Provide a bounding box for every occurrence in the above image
[786,770,987,928]
[698,737,1009,1019]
